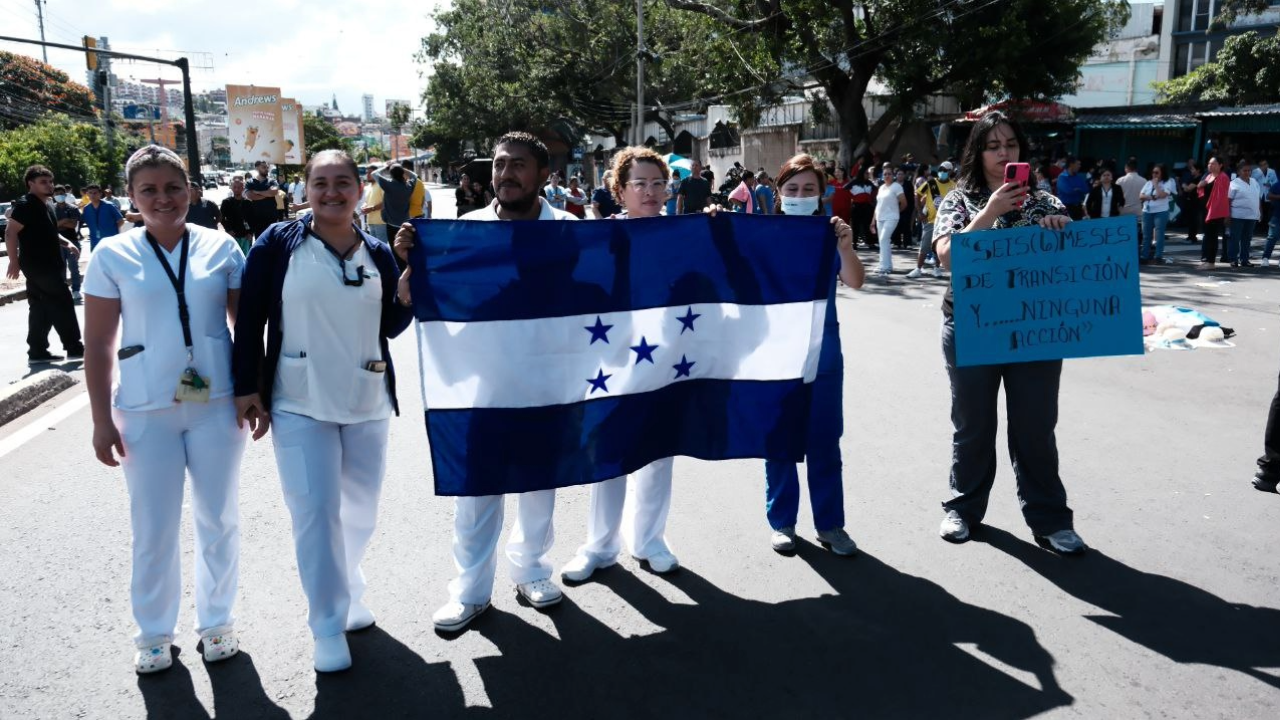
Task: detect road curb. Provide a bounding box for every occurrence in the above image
[0,288,26,306]
[0,369,78,427]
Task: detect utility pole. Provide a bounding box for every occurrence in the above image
[99,37,115,177]
[635,0,644,146]
[33,0,47,62]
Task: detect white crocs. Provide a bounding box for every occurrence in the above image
[135,641,173,674]
[200,627,239,663]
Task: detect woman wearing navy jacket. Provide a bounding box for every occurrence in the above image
[232,149,412,672]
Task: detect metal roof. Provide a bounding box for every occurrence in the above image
[1076,113,1198,129]
[1196,104,1280,117]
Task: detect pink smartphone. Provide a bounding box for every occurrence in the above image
[1004,162,1031,206]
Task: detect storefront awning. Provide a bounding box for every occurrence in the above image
[1196,104,1280,132]
[1076,113,1197,130]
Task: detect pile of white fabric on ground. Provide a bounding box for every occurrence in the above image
[1143,305,1235,351]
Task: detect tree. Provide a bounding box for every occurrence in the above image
[665,0,1128,167]
[301,112,354,156]
[0,51,98,131]
[1155,30,1280,105]
[0,114,121,199]
[416,0,774,152]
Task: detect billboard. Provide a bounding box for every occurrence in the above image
[226,84,284,164]
[280,97,306,165]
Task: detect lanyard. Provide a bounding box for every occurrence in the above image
[145,230,193,353]
[304,220,367,286]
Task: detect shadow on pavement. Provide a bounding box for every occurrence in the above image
[209,650,290,719]
[136,646,211,720]
[470,546,1072,719]
[309,626,467,719]
[979,526,1280,690]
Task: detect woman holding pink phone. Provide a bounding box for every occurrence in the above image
[929,111,1087,556]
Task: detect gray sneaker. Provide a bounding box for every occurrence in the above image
[770,526,797,553]
[1036,529,1087,555]
[939,510,970,543]
[816,528,858,556]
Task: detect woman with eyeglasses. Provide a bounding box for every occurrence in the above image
[232,149,413,672]
[1139,164,1176,264]
[560,147,682,583]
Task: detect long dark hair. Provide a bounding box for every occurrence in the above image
[957,110,1030,194]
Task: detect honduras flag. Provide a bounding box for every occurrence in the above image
[407,213,836,496]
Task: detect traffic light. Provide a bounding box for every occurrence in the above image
[83,36,98,70]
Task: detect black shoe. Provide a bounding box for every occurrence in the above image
[1253,474,1278,493]
[28,352,65,365]
[65,346,85,359]
[1240,261,1256,268]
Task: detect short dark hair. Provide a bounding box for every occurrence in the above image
[742,170,755,180]
[399,159,413,170]
[389,165,406,182]
[24,165,53,186]
[494,131,550,169]
[1125,156,1138,171]
[84,184,101,193]
[956,111,1030,194]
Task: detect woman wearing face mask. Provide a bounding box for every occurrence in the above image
[561,147,683,583]
[232,149,413,672]
[760,153,865,555]
[82,145,248,674]
[931,111,1086,555]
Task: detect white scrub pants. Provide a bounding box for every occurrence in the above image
[578,458,675,562]
[271,410,390,639]
[115,397,247,648]
[449,490,556,604]
[877,217,899,272]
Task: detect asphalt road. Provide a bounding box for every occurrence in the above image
[1,201,1278,719]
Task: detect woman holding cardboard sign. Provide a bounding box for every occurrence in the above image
[930,111,1086,556]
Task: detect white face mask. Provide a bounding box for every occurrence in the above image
[938,172,949,181]
[781,196,820,216]
[55,194,68,203]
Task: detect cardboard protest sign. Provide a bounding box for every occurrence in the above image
[280,97,306,165]
[951,215,1143,367]
[226,85,284,164]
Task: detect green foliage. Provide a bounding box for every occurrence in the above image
[1156,30,1280,105]
[302,112,354,157]
[0,51,99,131]
[0,114,122,200]
[1211,0,1272,30]
[416,0,777,154]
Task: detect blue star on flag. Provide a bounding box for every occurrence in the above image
[630,336,659,364]
[587,369,612,394]
[677,307,701,334]
[673,355,695,379]
[585,316,613,344]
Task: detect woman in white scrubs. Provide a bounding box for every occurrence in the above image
[233,150,412,673]
[83,145,248,674]
[560,147,680,583]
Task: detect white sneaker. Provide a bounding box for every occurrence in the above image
[561,554,616,583]
[816,528,858,556]
[939,510,970,543]
[199,627,239,663]
[134,641,173,674]
[1035,529,1087,555]
[641,550,680,574]
[1264,257,1272,267]
[770,526,797,553]
[314,633,351,673]
[432,600,490,632]
[346,602,376,632]
[906,267,923,279]
[932,266,943,278]
[516,578,564,608]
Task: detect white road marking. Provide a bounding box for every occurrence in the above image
[0,391,90,460]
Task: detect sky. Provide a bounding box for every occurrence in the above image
[0,0,450,116]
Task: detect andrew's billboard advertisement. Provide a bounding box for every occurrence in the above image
[226,85,284,164]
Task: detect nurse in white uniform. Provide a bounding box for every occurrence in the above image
[561,147,680,583]
[83,145,248,674]
[233,150,412,673]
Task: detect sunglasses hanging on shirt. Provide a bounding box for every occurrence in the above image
[305,220,369,286]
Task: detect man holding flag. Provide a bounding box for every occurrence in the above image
[396,132,576,632]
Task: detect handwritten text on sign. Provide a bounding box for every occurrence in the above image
[951,215,1143,367]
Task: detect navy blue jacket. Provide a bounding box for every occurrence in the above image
[232,219,413,414]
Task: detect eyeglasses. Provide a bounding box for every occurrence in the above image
[624,180,668,193]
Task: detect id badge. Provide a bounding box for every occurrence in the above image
[175,367,211,403]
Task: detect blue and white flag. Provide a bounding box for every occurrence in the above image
[408,213,836,496]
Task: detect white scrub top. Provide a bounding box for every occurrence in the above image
[83,224,245,411]
[272,231,393,425]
